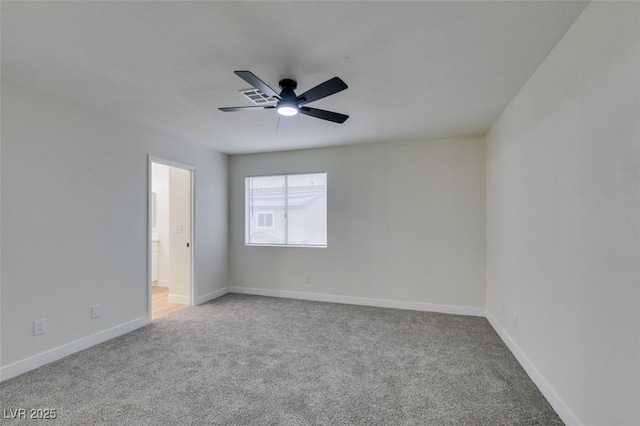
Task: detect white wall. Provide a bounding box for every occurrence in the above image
[486,2,640,425]
[229,136,486,311]
[0,80,228,368]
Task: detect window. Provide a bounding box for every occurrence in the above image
[246,172,327,247]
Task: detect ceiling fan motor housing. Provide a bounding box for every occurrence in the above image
[278,79,299,104]
[277,79,300,113]
[279,79,297,91]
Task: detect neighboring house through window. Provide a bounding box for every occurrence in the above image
[256,211,275,229]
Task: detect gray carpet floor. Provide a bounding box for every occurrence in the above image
[0,294,562,425]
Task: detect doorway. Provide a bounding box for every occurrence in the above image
[148,157,195,320]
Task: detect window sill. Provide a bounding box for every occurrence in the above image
[245,243,327,249]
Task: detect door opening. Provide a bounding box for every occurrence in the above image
[148,157,195,320]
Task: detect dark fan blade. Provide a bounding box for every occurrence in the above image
[234,71,280,99]
[296,77,348,106]
[219,106,275,112]
[299,107,349,123]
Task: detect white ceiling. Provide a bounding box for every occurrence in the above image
[1,1,588,155]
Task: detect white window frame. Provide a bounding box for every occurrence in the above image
[245,172,327,248]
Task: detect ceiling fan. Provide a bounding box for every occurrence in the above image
[219,71,349,124]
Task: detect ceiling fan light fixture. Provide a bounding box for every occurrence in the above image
[277,105,298,116]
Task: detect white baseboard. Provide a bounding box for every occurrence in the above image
[485,311,582,426]
[195,287,230,305]
[157,280,170,287]
[0,316,149,382]
[168,294,188,304]
[228,286,484,317]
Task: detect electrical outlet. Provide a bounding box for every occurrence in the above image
[91,304,102,319]
[304,274,311,284]
[34,319,46,336]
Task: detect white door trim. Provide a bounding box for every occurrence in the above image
[147,155,196,320]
